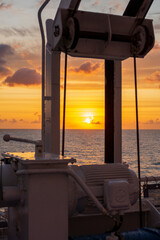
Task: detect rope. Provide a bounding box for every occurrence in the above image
[62,52,68,156]
[133,56,143,228]
[0,159,3,202]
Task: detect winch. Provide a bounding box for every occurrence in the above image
[1,1,159,240]
[69,164,138,215]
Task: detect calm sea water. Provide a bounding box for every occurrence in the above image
[0,129,160,177]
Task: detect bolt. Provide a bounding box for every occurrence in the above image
[54,25,60,37]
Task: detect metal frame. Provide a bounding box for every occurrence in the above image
[43,0,154,165]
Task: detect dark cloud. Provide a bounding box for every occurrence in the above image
[0,44,14,78]
[0,118,7,123]
[3,68,41,87]
[0,44,14,57]
[144,119,160,124]
[0,59,6,65]
[10,119,17,123]
[31,120,40,124]
[0,66,12,77]
[0,3,12,10]
[91,120,100,125]
[70,62,100,74]
[32,112,40,123]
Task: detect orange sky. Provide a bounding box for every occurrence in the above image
[0,0,160,129]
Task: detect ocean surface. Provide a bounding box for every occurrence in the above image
[0,129,160,177]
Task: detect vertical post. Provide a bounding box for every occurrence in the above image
[45,49,61,155]
[38,0,51,152]
[105,60,122,163]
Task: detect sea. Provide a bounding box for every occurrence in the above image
[0,129,160,177]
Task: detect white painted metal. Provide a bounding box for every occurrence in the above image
[104,179,130,211]
[44,48,60,154]
[16,167,109,216]
[69,164,138,215]
[8,159,70,240]
[3,134,43,158]
[38,0,51,151]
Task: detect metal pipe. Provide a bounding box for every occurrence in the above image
[3,134,41,145]
[16,168,117,222]
[38,0,51,151]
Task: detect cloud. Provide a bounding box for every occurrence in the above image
[12,27,33,37]
[0,3,12,10]
[31,120,41,124]
[91,120,100,125]
[0,118,7,123]
[70,62,100,74]
[10,119,17,123]
[144,119,160,125]
[0,66,12,77]
[108,1,124,13]
[32,112,41,123]
[3,68,41,87]
[154,24,160,31]
[0,44,14,57]
[0,27,39,37]
[0,44,14,78]
[0,59,6,65]
[145,71,160,84]
[19,119,25,122]
[84,116,101,125]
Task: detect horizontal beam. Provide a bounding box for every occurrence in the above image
[52,10,154,59]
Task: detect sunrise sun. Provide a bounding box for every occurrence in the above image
[84,115,93,124]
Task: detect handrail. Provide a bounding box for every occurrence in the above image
[38,0,51,151]
[3,134,41,145]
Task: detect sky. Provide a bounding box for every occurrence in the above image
[0,0,160,129]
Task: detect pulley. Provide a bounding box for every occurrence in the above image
[131,25,148,55]
[63,17,79,49]
[48,8,154,60]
